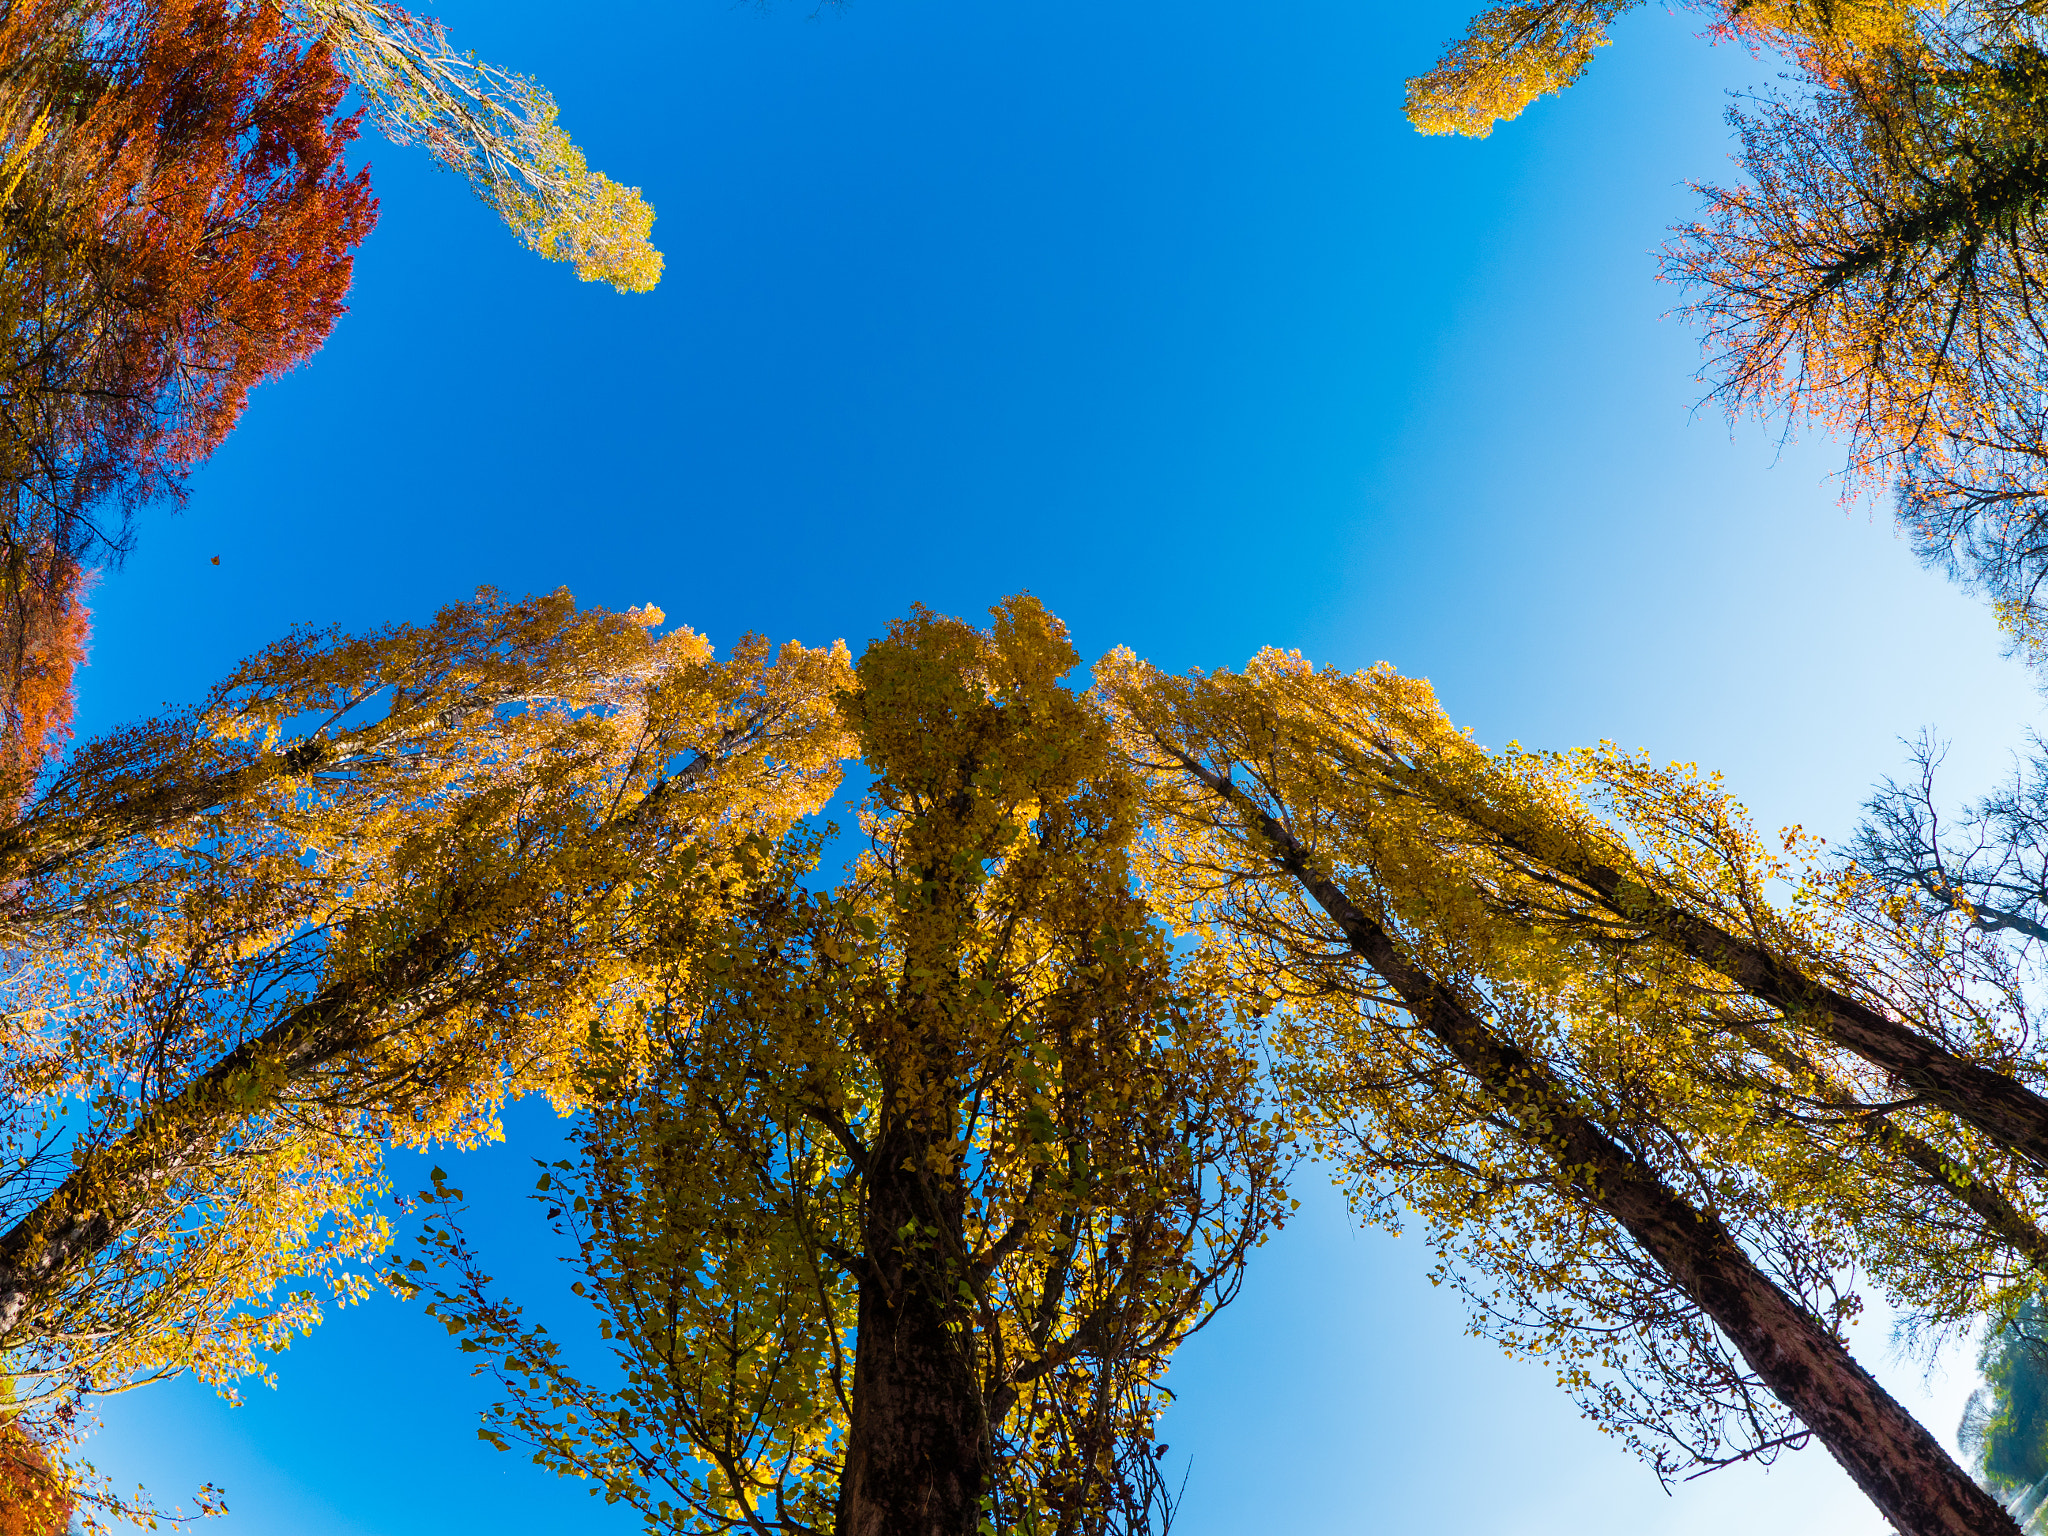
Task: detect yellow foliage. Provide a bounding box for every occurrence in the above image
[1409,0,1933,140]
[294,0,664,292]
[499,103,663,294]
[1100,647,2048,1474]
[0,588,850,1423]
[1407,0,1641,138]
[404,597,1291,1534]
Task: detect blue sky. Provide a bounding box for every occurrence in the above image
[73,0,2048,1530]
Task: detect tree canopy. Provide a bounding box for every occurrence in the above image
[13,589,2048,1536]
[0,587,848,1521]
[409,598,1292,1536]
[1099,644,2048,1535]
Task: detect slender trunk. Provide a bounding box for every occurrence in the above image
[0,916,466,1342]
[1569,845,2048,1171]
[835,1124,987,1536]
[1184,761,2017,1536]
[1410,773,2048,1170]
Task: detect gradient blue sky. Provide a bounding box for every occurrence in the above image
[72,0,2048,1530]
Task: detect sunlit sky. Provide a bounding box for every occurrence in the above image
[76,0,2048,1530]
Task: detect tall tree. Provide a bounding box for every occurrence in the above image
[0,588,849,1519]
[0,0,376,597]
[1102,648,2036,1536]
[409,598,1291,1536]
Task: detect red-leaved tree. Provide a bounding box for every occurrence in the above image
[0,0,376,780]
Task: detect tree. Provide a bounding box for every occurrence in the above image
[0,588,849,1519]
[1961,1291,2048,1523]
[281,0,662,293]
[409,598,1292,1536]
[1664,35,2048,624]
[0,555,89,818]
[1101,648,2034,1536]
[1418,0,2048,633]
[1407,0,1648,139]
[0,0,377,568]
[0,0,658,840]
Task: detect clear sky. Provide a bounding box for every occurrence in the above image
[72,0,2048,1530]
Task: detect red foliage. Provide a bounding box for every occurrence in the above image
[0,0,377,802]
[0,555,90,813]
[50,0,380,512]
[0,1423,71,1536]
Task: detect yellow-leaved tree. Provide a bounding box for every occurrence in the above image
[0,587,849,1521]
[1101,649,2042,1536]
[407,597,1293,1536]
[285,0,664,292]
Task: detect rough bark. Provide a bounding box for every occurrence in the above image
[1728,1019,2048,1277]
[1557,841,2048,1172]
[834,1124,988,1536]
[1178,756,2019,1536]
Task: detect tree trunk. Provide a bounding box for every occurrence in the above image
[1563,840,2048,1171]
[1408,774,2048,1171]
[0,915,466,1343]
[1186,762,2019,1536]
[835,1126,988,1536]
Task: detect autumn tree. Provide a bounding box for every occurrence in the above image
[0,0,660,828]
[1100,649,2047,1536]
[1665,35,2048,623]
[0,0,376,804]
[408,598,1291,1536]
[0,0,375,545]
[0,587,848,1522]
[282,0,662,293]
[1413,0,2048,641]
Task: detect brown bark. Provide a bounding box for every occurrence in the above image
[1178,757,2018,1536]
[1549,838,2048,1172]
[1729,1020,2048,1277]
[834,1125,988,1536]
